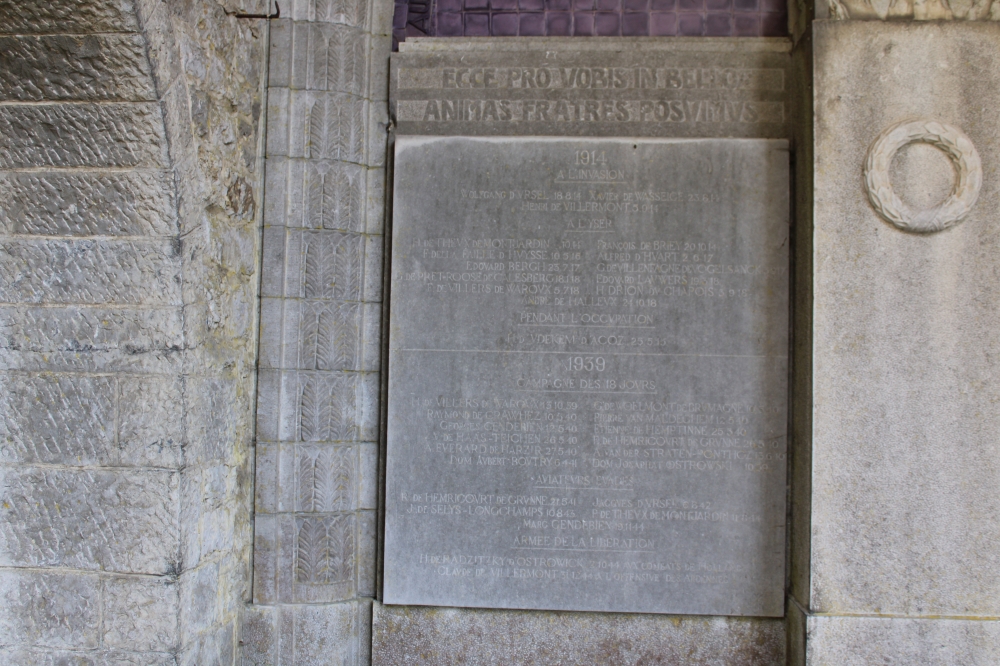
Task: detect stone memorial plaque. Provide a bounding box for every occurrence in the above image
[391,39,791,139]
[383,136,789,616]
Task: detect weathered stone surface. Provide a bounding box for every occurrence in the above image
[0,0,266,661]
[0,172,177,237]
[0,240,182,306]
[0,306,185,371]
[391,38,791,138]
[0,374,115,465]
[0,648,176,665]
[384,137,789,615]
[0,468,179,574]
[810,20,1000,617]
[0,571,100,649]
[804,615,1000,666]
[0,0,140,34]
[823,0,1000,20]
[372,603,785,665]
[0,104,167,169]
[177,620,236,666]
[118,376,184,468]
[102,576,178,652]
[240,601,372,666]
[0,35,155,101]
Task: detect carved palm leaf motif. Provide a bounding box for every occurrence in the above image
[324,513,355,583]
[295,517,326,583]
[301,301,330,370]
[307,97,365,163]
[326,302,359,370]
[315,0,366,27]
[303,233,338,299]
[306,163,363,232]
[299,446,355,512]
[299,374,357,442]
[332,235,362,300]
[305,162,333,229]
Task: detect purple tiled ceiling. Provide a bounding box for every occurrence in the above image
[393,0,786,48]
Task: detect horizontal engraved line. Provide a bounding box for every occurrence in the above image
[517,389,657,395]
[533,486,626,491]
[516,324,655,329]
[513,547,655,553]
[394,348,786,359]
[554,180,629,185]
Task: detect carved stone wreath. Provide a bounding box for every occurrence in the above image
[863,119,982,233]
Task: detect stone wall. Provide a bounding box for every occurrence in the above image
[239,0,393,662]
[0,0,267,662]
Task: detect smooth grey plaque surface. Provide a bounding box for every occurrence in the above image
[384,137,789,616]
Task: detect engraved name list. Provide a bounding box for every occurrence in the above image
[383,137,789,616]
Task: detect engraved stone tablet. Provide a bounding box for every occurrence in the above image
[391,39,791,139]
[384,137,789,616]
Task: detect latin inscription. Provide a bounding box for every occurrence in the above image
[390,45,791,138]
[384,137,789,616]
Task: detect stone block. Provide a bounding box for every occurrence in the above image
[358,442,378,510]
[360,302,381,371]
[0,171,177,237]
[255,443,366,513]
[266,87,291,157]
[239,605,277,665]
[369,0,394,37]
[269,20,293,89]
[258,297,285,369]
[0,571,100,649]
[252,512,363,603]
[364,166,386,235]
[263,156,289,228]
[260,226,288,298]
[101,576,179,652]
[0,103,167,169]
[361,234,383,303]
[278,601,371,665]
[811,20,1000,617]
[255,369,282,442]
[184,376,244,466]
[242,601,373,664]
[286,229,366,302]
[0,240,182,306]
[0,0,140,34]
[179,562,222,640]
[0,35,154,101]
[285,159,368,232]
[0,468,179,574]
[118,375,184,468]
[804,614,1000,666]
[366,101,388,167]
[289,22,369,96]
[372,603,784,665]
[278,299,364,370]
[367,35,391,101]
[0,306,183,358]
[286,0,370,28]
[0,373,115,466]
[178,620,236,666]
[287,90,368,163]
